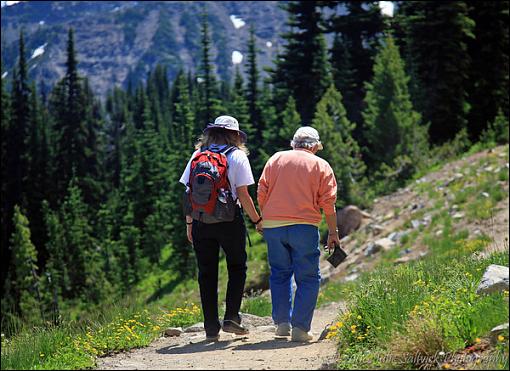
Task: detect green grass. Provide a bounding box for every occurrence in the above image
[1,302,202,370]
[240,295,272,317]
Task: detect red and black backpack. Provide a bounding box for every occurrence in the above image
[186,145,237,223]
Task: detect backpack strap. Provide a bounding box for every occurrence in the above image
[221,145,238,156]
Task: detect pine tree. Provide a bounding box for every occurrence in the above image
[326,1,384,144]
[330,33,357,128]
[198,10,224,125]
[4,31,32,300]
[168,70,197,277]
[228,67,254,140]
[42,200,67,322]
[397,1,474,143]
[255,81,279,174]
[466,1,509,140]
[271,1,332,124]
[59,180,108,302]
[50,28,103,206]
[25,83,50,269]
[312,85,365,207]
[363,36,428,179]
[246,25,263,144]
[261,96,301,163]
[8,206,42,322]
[1,62,12,295]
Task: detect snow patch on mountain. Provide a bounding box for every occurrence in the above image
[230,15,245,29]
[232,51,243,64]
[379,1,394,17]
[30,43,48,60]
[1,1,23,8]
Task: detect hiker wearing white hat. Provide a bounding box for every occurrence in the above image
[180,115,262,342]
[258,126,340,342]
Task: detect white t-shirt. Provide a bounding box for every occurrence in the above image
[179,147,255,200]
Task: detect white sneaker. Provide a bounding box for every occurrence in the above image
[291,327,313,342]
[275,322,291,336]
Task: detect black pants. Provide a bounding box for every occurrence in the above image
[191,208,247,336]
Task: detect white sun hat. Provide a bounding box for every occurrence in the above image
[204,115,247,142]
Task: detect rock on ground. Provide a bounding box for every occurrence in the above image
[476,264,509,295]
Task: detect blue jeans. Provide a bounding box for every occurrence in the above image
[263,224,321,332]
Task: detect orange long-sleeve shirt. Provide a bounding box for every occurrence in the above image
[257,148,337,225]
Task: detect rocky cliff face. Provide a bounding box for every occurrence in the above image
[1,1,287,98]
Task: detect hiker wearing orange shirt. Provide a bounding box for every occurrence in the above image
[258,126,341,342]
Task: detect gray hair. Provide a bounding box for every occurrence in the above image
[290,139,319,150]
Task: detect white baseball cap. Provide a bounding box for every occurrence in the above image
[292,126,323,150]
[204,115,247,142]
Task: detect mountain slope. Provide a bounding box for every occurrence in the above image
[1,1,287,98]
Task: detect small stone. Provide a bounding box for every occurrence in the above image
[364,242,379,257]
[394,256,412,265]
[164,327,183,337]
[374,238,395,252]
[371,224,386,236]
[399,248,412,256]
[476,265,509,295]
[344,273,360,282]
[411,220,421,229]
[490,323,509,345]
[184,323,205,333]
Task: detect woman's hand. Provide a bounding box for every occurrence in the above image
[255,221,263,235]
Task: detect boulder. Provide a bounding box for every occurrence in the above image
[336,205,371,238]
[164,327,183,337]
[476,265,509,295]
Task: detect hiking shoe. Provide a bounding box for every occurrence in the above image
[291,327,313,342]
[205,333,220,342]
[275,322,291,336]
[222,320,249,335]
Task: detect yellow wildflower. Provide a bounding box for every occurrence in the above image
[498,335,505,342]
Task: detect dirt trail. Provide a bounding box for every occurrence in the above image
[97,302,344,370]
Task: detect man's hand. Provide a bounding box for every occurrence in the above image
[326,231,341,253]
